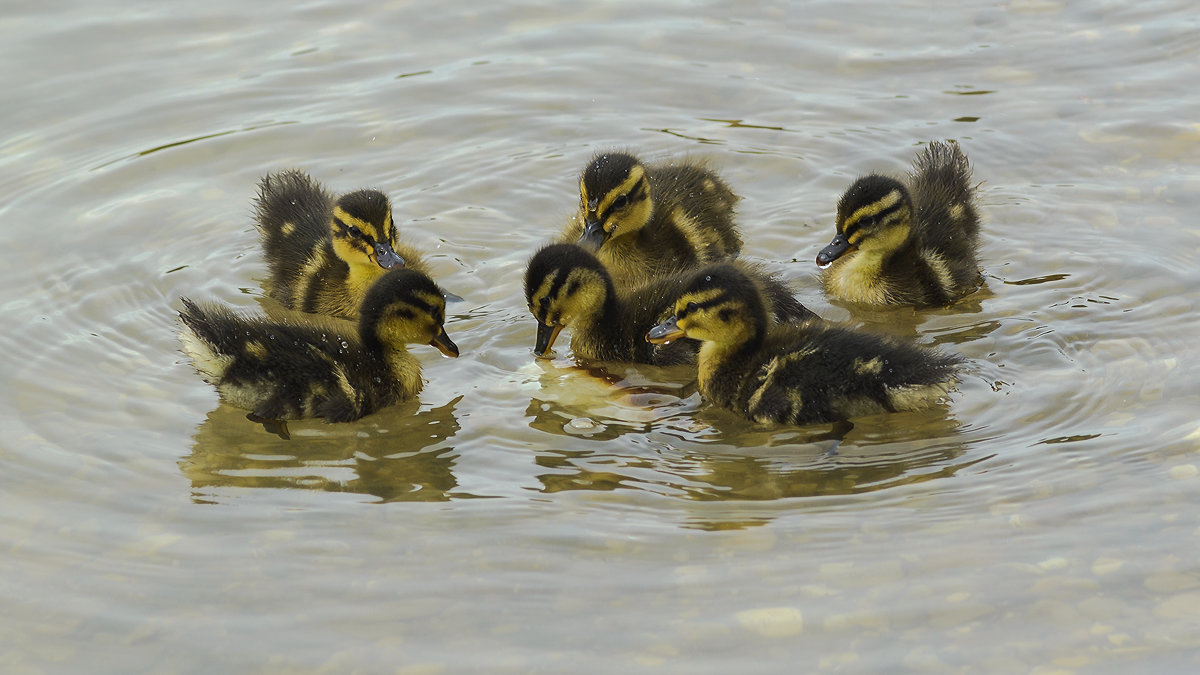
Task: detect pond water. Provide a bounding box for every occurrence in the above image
[3,0,1200,671]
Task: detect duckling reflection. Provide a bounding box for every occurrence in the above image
[182,396,466,503]
[530,410,975,515]
[523,358,698,441]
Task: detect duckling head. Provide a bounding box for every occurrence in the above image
[331,189,406,273]
[360,268,458,357]
[647,264,765,348]
[577,151,654,252]
[523,243,611,357]
[816,175,914,269]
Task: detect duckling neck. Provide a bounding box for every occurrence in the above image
[697,332,765,408]
[569,281,624,359]
[826,225,916,304]
[360,330,421,398]
[383,347,422,397]
[345,259,382,303]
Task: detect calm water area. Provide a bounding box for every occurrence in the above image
[3,0,1200,672]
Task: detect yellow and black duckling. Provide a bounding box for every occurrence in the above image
[178,268,458,423]
[524,243,816,365]
[558,150,743,287]
[815,141,982,306]
[647,264,960,425]
[254,169,431,320]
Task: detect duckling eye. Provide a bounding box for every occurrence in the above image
[347,225,363,238]
[613,194,629,210]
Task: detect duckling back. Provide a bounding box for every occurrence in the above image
[909,141,981,291]
[649,264,958,425]
[179,299,388,421]
[178,269,456,423]
[738,323,961,425]
[644,160,742,263]
[254,170,335,301]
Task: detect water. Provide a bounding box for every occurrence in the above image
[3,0,1200,671]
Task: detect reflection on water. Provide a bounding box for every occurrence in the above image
[523,358,700,440]
[183,395,467,503]
[522,353,979,520]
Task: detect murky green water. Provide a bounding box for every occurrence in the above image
[3,0,1200,671]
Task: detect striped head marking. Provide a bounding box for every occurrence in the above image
[332,189,405,271]
[364,269,457,356]
[817,175,913,268]
[578,152,652,250]
[524,244,609,355]
[648,264,762,346]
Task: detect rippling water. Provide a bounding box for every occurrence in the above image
[4,0,1200,671]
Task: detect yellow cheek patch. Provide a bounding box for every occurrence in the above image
[852,356,883,375]
[244,340,269,359]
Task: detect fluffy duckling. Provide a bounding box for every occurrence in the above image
[254,170,431,320]
[524,243,816,365]
[179,268,458,423]
[816,141,982,306]
[647,264,960,425]
[558,151,742,287]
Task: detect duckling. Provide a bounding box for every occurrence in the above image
[558,150,742,287]
[647,264,960,425]
[254,170,431,320]
[815,141,982,306]
[178,268,458,423]
[524,243,816,365]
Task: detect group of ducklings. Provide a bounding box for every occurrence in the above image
[179,140,982,428]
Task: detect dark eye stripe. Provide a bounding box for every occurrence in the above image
[679,294,730,317]
[844,198,904,234]
[598,179,646,221]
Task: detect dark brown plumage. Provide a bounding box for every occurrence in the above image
[254,170,431,320]
[524,243,816,365]
[558,151,742,288]
[816,141,982,306]
[648,264,961,425]
[179,269,457,423]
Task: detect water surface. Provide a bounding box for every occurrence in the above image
[3,0,1200,672]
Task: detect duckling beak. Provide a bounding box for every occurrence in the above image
[533,321,564,358]
[429,327,459,358]
[374,241,406,269]
[816,233,852,269]
[578,220,607,252]
[646,315,684,345]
